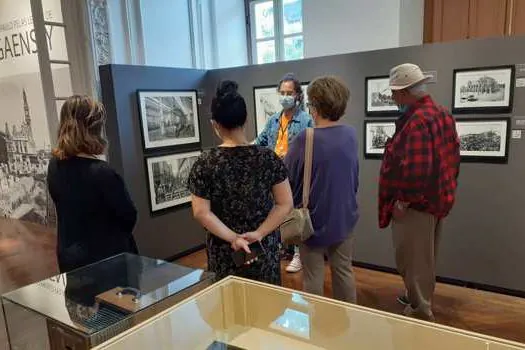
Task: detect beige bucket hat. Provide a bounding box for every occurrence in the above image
[389,63,431,90]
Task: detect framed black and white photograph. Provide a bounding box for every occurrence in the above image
[254,85,280,136]
[364,120,396,159]
[146,151,201,213]
[137,90,200,150]
[456,118,510,163]
[452,66,515,114]
[302,83,309,113]
[365,76,399,116]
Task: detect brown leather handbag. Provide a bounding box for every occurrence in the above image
[280,128,314,245]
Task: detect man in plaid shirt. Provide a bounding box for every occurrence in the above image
[379,63,460,321]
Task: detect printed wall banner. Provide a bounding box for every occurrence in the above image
[0,0,67,225]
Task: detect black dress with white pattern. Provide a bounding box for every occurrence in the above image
[188,145,288,285]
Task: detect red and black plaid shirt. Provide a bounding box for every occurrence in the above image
[378,95,460,228]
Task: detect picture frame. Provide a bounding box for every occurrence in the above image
[253,85,280,136]
[302,83,309,113]
[452,65,515,114]
[137,90,201,151]
[456,117,510,163]
[365,76,399,116]
[364,120,396,159]
[145,151,201,213]
[253,82,310,136]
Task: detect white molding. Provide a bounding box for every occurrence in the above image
[88,0,112,66]
[128,0,145,65]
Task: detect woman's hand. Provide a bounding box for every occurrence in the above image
[231,236,251,253]
[241,230,263,244]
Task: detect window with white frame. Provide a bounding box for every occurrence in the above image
[249,0,304,64]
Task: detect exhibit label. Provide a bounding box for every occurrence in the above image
[515,77,525,88]
[423,70,438,84]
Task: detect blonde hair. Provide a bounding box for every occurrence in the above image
[53,95,107,160]
[307,76,350,121]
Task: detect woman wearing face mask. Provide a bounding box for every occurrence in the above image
[188,80,293,285]
[255,73,313,274]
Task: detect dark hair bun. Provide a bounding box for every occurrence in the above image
[211,80,247,130]
[217,80,239,98]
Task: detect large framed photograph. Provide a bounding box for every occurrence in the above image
[145,151,201,213]
[137,90,200,150]
[364,120,396,159]
[452,66,515,114]
[456,117,510,163]
[253,83,310,136]
[365,76,399,116]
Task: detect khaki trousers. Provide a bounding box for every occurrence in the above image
[392,209,442,319]
[299,234,357,303]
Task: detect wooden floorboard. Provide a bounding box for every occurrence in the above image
[1,218,525,347]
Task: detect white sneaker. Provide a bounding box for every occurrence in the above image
[286,253,302,273]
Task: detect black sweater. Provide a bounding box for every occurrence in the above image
[47,156,138,272]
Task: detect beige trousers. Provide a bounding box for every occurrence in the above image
[392,209,442,319]
[299,234,357,303]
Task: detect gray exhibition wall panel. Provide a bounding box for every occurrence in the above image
[203,36,525,292]
[100,35,525,293]
[100,64,208,259]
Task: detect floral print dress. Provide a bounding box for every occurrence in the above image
[188,146,288,285]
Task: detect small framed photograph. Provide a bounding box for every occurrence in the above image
[302,83,309,113]
[364,120,396,159]
[456,117,510,163]
[365,76,399,116]
[137,90,200,151]
[452,65,515,114]
[254,85,280,136]
[145,151,201,213]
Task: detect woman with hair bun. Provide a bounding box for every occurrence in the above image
[188,80,293,285]
[47,95,138,273]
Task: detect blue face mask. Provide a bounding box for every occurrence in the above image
[279,95,296,110]
[398,104,409,113]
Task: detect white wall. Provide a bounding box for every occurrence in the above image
[140,0,193,68]
[303,0,424,58]
[399,0,424,47]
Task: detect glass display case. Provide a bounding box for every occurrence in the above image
[92,276,525,350]
[1,253,215,350]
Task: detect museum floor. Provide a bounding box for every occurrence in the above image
[1,218,525,348]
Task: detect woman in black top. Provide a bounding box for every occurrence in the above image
[188,81,293,285]
[47,95,138,273]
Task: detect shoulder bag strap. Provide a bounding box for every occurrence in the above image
[302,128,314,209]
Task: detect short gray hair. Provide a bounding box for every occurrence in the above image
[407,82,428,98]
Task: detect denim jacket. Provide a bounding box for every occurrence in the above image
[255,109,313,151]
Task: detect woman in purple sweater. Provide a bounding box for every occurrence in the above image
[284,76,359,303]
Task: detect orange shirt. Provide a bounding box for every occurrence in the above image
[275,115,292,158]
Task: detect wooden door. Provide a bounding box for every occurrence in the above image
[468,0,509,38]
[428,0,471,42]
[510,0,525,35]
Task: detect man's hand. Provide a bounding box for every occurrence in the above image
[393,201,409,220]
[231,237,251,253]
[241,230,263,244]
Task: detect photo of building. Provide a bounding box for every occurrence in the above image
[0,89,51,224]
